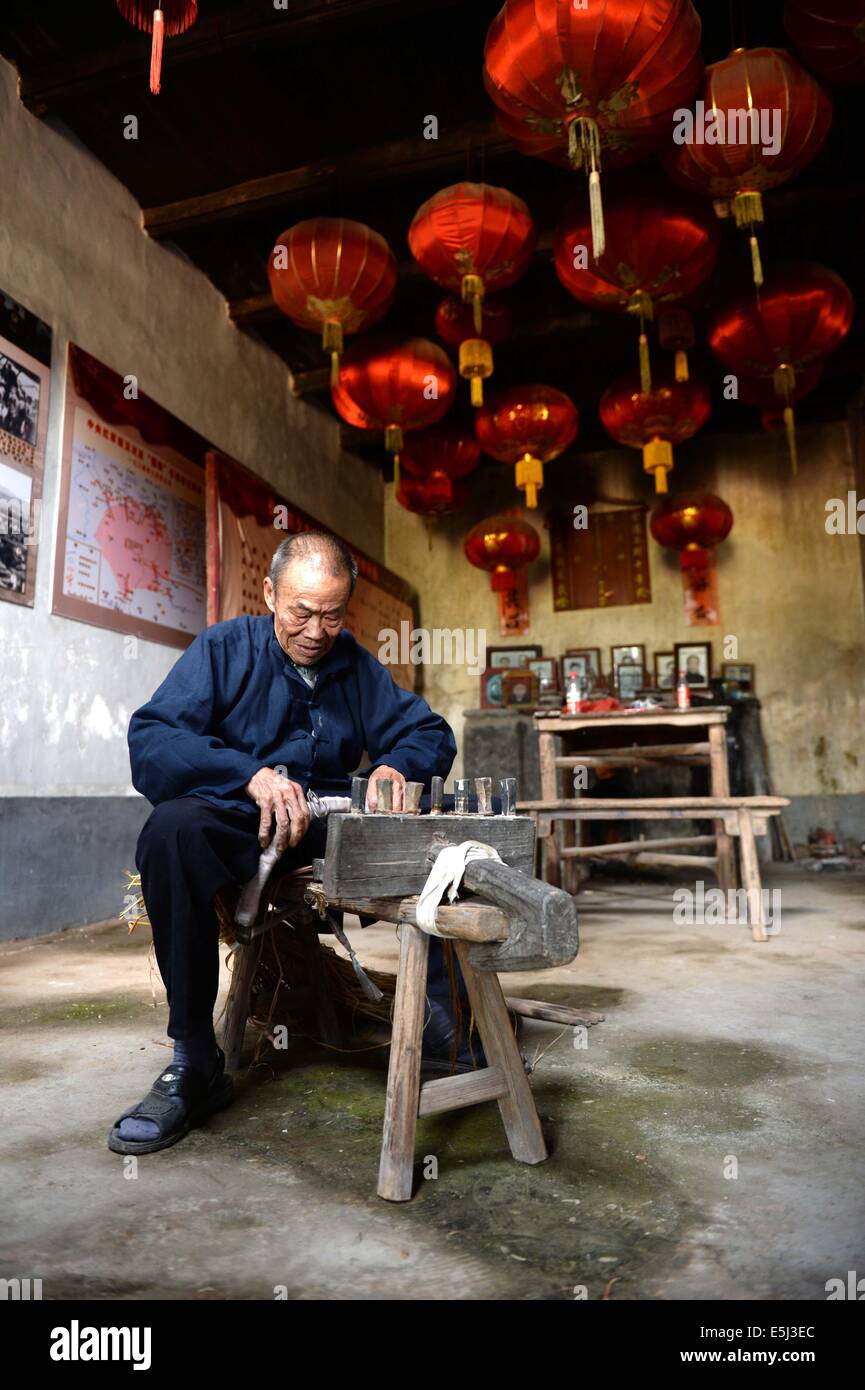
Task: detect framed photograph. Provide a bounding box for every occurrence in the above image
[487,644,541,669]
[0,290,52,609]
[502,669,539,708]
[528,657,558,693]
[675,642,712,690]
[480,667,508,709]
[722,661,754,692]
[611,645,646,699]
[654,651,676,691]
[560,647,601,689]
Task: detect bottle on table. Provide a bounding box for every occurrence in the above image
[676,670,691,710]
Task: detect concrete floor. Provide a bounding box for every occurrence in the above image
[1,865,863,1302]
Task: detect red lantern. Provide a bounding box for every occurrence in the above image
[331,338,457,473]
[784,1,865,85]
[664,47,832,285]
[709,263,853,471]
[399,422,481,511]
[554,179,720,391]
[397,475,472,517]
[650,492,733,571]
[464,514,541,592]
[483,0,703,257]
[115,2,198,94]
[599,371,711,494]
[738,361,825,431]
[268,219,397,384]
[409,184,535,406]
[475,385,578,508]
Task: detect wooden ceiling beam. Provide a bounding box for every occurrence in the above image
[145,123,512,239]
[16,0,467,114]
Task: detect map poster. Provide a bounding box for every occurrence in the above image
[52,345,207,647]
[0,288,52,609]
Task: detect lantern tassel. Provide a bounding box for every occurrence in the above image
[568,117,605,260]
[638,332,652,394]
[393,454,401,490]
[516,453,543,509]
[749,234,764,288]
[470,377,484,407]
[783,406,798,476]
[675,349,689,383]
[150,8,165,95]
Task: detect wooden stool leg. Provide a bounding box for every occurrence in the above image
[222,938,261,1072]
[455,943,547,1165]
[378,922,430,1202]
[709,724,737,896]
[737,808,768,943]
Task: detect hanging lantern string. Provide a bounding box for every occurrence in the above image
[566,115,605,261]
[773,362,798,475]
[627,290,654,394]
[732,191,765,287]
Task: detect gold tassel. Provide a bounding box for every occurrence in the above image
[675,349,689,383]
[330,352,339,387]
[639,333,652,394]
[749,234,764,288]
[568,117,605,260]
[461,274,484,334]
[515,453,543,509]
[470,376,484,407]
[393,453,401,490]
[732,190,764,229]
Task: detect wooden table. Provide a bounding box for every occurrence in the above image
[531,707,736,894]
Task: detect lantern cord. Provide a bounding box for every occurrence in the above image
[783,406,798,476]
[749,234,764,288]
[638,332,652,395]
[150,8,165,95]
[568,118,605,260]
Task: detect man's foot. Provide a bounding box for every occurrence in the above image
[107,1047,233,1155]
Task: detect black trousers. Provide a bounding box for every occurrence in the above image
[136,795,468,1039]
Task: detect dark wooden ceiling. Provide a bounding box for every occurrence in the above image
[2,0,863,464]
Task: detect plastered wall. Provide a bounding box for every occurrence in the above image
[385,419,865,817]
[0,59,383,798]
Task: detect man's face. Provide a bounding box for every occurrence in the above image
[263,558,352,665]
[687,655,700,673]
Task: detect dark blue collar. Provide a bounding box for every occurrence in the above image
[268,626,354,686]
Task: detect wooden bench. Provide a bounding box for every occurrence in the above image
[518,796,790,942]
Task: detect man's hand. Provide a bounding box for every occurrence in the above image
[366,765,406,812]
[245,768,310,851]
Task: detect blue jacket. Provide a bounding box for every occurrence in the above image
[128,616,457,815]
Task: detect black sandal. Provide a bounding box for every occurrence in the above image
[107,1047,234,1155]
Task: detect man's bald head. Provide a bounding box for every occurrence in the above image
[269,532,358,597]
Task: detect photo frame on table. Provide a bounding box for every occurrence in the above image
[611,644,646,700]
[487,644,541,668]
[502,670,539,708]
[480,667,508,708]
[722,661,754,692]
[654,651,676,691]
[528,657,558,693]
[675,641,712,689]
[560,648,601,689]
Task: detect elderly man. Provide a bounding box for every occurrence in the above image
[109,531,468,1156]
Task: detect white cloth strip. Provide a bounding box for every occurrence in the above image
[414,840,503,935]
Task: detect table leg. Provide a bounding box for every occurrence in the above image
[737,808,768,943]
[538,730,562,888]
[709,724,737,896]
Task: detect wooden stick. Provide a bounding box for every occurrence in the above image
[505,997,605,1028]
[559,834,716,858]
[377,923,429,1202]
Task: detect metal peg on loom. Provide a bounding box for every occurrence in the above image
[454,778,471,815]
[475,776,493,815]
[499,776,518,817]
[350,777,368,814]
[376,778,393,813]
[404,781,423,814]
[430,776,444,815]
